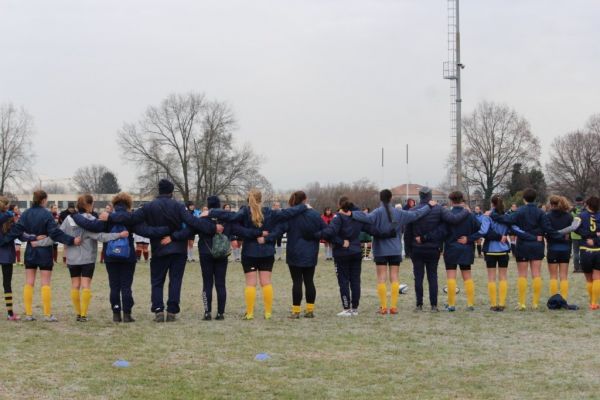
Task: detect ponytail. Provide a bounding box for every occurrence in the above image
[288,190,307,207]
[380,189,393,223]
[248,189,264,227]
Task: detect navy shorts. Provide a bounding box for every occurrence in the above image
[25,264,53,271]
[445,264,471,271]
[242,256,274,273]
[484,253,510,268]
[546,250,571,264]
[373,255,401,266]
[580,251,600,274]
[515,243,545,262]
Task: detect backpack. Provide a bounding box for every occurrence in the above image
[206,233,231,259]
[106,225,130,259]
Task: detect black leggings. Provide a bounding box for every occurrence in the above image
[200,254,228,314]
[288,265,316,306]
[2,264,12,294]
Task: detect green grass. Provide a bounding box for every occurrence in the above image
[1,252,600,400]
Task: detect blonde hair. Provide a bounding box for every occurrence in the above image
[248,189,264,227]
[548,195,571,212]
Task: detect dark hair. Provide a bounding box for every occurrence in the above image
[491,195,505,214]
[288,191,307,207]
[323,207,332,216]
[448,191,464,204]
[32,190,47,206]
[380,189,393,223]
[76,194,94,213]
[522,188,537,203]
[338,196,354,212]
[586,196,600,213]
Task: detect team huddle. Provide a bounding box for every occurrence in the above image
[0,179,595,323]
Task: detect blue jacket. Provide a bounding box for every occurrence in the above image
[404,202,470,253]
[351,202,431,257]
[469,210,511,254]
[111,195,216,257]
[195,218,261,257]
[0,231,36,264]
[209,204,307,258]
[281,209,327,267]
[442,206,481,266]
[73,204,173,264]
[493,204,559,245]
[2,205,75,268]
[545,210,573,252]
[317,207,389,259]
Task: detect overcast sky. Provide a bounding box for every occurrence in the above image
[2,0,599,193]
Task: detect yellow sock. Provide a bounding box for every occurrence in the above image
[517,277,527,306]
[291,305,301,314]
[262,284,273,316]
[560,280,569,300]
[499,280,508,307]
[487,282,497,307]
[306,303,315,312]
[390,281,399,310]
[549,279,558,296]
[70,289,81,315]
[465,279,475,307]
[377,283,387,309]
[244,286,256,317]
[587,282,593,304]
[532,277,542,308]
[593,280,600,306]
[447,279,457,307]
[41,285,52,317]
[81,288,92,317]
[23,284,33,316]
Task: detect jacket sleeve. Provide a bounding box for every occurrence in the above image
[422,224,447,243]
[265,221,287,244]
[557,217,582,235]
[180,207,217,235]
[133,223,171,239]
[400,205,431,225]
[72,213,108,233]
[33,237,55,247]
[169,227,193,241]
[271,204,307,223]
[492,210,518,225]
[441,208,470,224]
[468,216,490,242]
[316,215,343,245]
[0,221,26,245]
[230,223,263,240]
[46,215,75,245]
[511,225,538,241]
[108,208,144,225]
[0,211,13,225]
[83,231,122,243]
[351,210,376,224]
[208,208,245,222]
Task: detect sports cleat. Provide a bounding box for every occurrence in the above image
[7,314,20,321]
[113,312,122,322]
[203,312,212,321]
[389,308,398,315]
[430,306,439,313]
[215,313,224,321]
[350,309,359,316]
[78,316,88,322]
[589,304,600,310]
[496,306,505,312]
[43,315,58,322]
[288,312,300,319]
[516,304,527,311]
[337,309,352,317]
[76,315,82,322]
[466,306,475,312]
[153,311,165,322]
[123,313,135,323]
[23,315,36,322]
[264,313,272,320]
[166,312,177,322]
[490,306,498,312]
[377,307,388,315]
[413,305,423,312]
[445,305,456,312]
[242,313,254,320]
[531,305,539,311]
[304,311,314,319]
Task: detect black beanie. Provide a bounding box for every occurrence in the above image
[207,195,221,209]
[158,179,174,195]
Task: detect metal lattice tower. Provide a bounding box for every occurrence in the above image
[443,0,463,189]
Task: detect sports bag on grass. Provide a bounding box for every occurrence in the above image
[206,233,231,259]
[106,225,130,259]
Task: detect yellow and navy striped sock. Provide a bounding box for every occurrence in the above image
[4,292,14,316]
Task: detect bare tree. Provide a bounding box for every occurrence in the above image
[462,101,540,204]
[120,93,267,203]
[304,179,379,213]
[546,130,600,198]
[0,103,35,195]
[73,164,112,194]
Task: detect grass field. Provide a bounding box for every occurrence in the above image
[1,251,600,400]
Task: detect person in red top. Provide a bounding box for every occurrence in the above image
[321,208,334,260]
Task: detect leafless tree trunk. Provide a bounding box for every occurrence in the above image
[546,130,600,198]
[462,101,540,204]
[0,103,35,195]
[120,93,267,203]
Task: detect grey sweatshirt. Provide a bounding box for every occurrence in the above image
[39,213,122,265]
